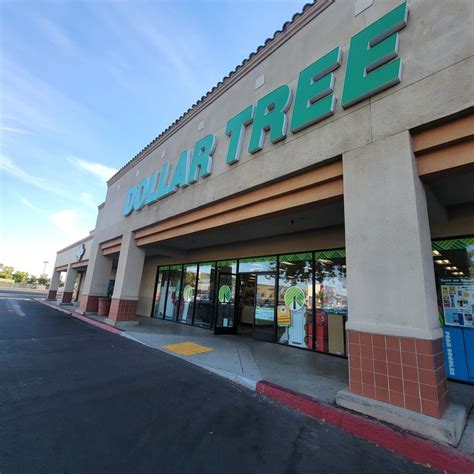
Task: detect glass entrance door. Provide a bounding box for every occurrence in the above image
[253,273,276,341]
[214,272,237,334]
[237,273,257,336]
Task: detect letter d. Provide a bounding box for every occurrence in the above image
[123,187,137,216]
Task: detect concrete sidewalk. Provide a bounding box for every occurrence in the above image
[125,317,349,401]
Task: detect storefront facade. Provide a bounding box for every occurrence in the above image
[48,233,93,304]
[150,250,348,356]
[49,0,473,439]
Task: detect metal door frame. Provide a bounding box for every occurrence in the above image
[214,272,238,335]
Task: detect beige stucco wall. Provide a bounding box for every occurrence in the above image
[91,0,473,245]
[54,234,93,269]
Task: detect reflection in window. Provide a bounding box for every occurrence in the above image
[154,267,169,318]
[315,252,347,355]
[194,262,216,328]
[217,260,237,273]
[216,273,237,329]
[238,256,277,273]
[180,264,197,324]
[278,253,313,350]
[166,265,183,321]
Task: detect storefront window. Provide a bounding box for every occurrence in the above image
[314,250,347,356]
[152,249,350,358]
[166,265,183,321]
[217,260,237,273]
[194,262,216,329]
[238,256,277,273]
[277,253,313,350]
[432,237,474,383]
[253,273,277,340]
[153,267,169,318]
[433,238,474,328]
[180,264,198,324]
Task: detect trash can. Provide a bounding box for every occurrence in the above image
[98,297,111,317]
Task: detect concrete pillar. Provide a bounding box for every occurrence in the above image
[107,231,145,325]
[47,270,61,300]
[79,241,113,314]
[339,131,450,419]
[61,264,78,304]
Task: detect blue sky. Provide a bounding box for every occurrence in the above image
[0,0,306,276]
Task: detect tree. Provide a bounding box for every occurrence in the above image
[0,266,14,279]
[27,275,38,285]
[38,275,49,285]
[12,271,29,283]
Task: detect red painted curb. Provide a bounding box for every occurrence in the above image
[36,300,123,336]
[70,311,123,335]
[256,381,474,474]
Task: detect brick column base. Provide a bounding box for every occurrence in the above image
[347,330,447,419]
[61,292,73,304]
[79,294,100,313]
[47,290,57,300]
[108,299,137,322]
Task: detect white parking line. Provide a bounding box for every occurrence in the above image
[8,300,26,317]
[0,297,30,300]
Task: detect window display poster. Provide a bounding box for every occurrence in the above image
[277,305,291,327]
[255,306,274,322]
[440,278,474,327]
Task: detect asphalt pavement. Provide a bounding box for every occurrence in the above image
[0,287,47,299]
[0,297,433,473]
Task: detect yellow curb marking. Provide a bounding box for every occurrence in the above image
[162,341,214,356]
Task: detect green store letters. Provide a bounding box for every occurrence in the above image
[123,2,408,216]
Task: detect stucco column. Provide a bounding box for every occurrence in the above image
[60,264,78,304]
[47,270,61,300]
[79,241,113,314]
[340,131,448,419]
[107,231,145,325]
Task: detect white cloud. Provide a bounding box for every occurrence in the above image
[0,238,59,276]
[95,3,210,98]
[19,196,43,212]
[69,156,117,182]
[0,207,95,276]
[34,16,75,51]
[49,209,91,241]
[2,155,105,211]
[0,154,58,195]
[1,54,103,135]
[79,192,98,209]
[0,126,34,134]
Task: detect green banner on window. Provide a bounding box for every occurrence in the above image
[315,249,346,259]
[432,238,474,251]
